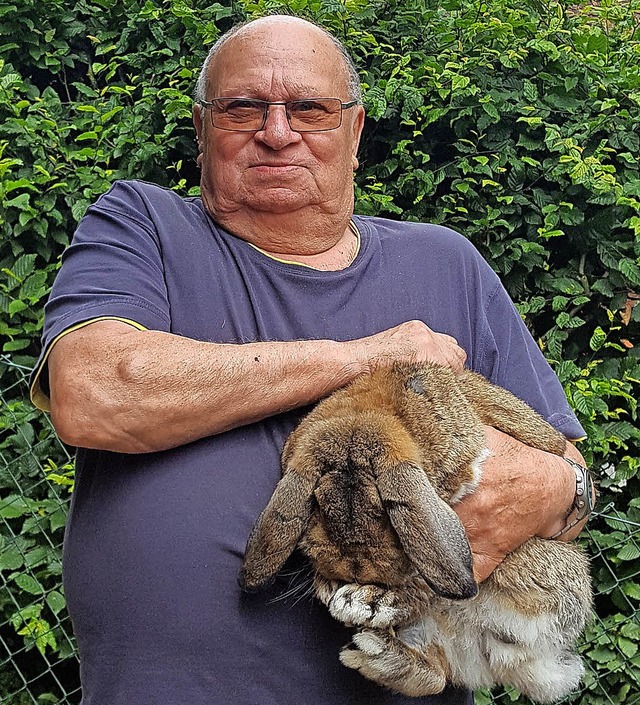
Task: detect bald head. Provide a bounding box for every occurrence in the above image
[194,15,361,104]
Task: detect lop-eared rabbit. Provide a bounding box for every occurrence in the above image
[240,363,592,702]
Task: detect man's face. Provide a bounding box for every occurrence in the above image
[193,19,365,226]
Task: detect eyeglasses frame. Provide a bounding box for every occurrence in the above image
[198,97,361,133]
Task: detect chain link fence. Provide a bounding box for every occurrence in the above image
[1,354,639,704]
[1,356,79,704]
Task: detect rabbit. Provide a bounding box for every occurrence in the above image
[239,362,593,703]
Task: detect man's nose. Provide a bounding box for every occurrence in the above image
[254,104,302,149]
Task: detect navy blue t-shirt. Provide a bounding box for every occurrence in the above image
[31,180,584,705]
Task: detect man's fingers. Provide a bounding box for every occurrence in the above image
[472,552,503,583]
[361,320,468,371]
[438,335,466,372]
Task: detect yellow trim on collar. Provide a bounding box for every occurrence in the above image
[247,221,361,270]
[30,316,148,412]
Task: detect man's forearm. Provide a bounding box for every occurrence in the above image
[48,319,467,453]
[50,323,362,452]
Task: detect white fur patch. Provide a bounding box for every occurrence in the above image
[329,585,402,628]
[450,447,490,504]
[351,630,387,656]
[398,597,585,702]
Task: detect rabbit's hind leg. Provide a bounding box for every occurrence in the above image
[340,629,449,697]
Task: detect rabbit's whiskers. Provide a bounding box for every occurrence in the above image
[268,565,315,605]
[289,582,317,609]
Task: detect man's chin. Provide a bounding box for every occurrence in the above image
[244,190,319,215]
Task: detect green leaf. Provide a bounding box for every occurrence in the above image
[0,547,24,571]
[4,192,31,209]
[618,637,639,659]
[0,71,21,88]
[587,645,616,664]
[24,546,48,569]
[19,270,49,300]
[101,106,124,123]
[11,604,42,629]
[556,312,571,327]
[620,132,640,153]
[622,581,640,601]
[451,74,470,91]
[572,391,593,416]
[3,338,30,351]
[590,327,607,351]
[8,299,28,315]
[49,509,68,532]
[619,259,640,286]
[8,253,37,280]
[550,277,583,295]
[14,573,44,595]
[71,200,90,222]
[0,495,30,518]
[46,590,66,616]
[617,543,640,562]
[482,102,499,120]
[554,359,580,383]
[517,116,544,126]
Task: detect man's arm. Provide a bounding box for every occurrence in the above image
[49,317,588,578]
[48,318,467,453]
[454,427,591,582]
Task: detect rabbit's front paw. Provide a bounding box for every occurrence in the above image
[340,629,447,697]
[327,584,408,628]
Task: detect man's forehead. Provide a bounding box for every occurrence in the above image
[212,62,337,98]
[208,19,348,96]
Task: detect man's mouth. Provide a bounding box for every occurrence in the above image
[251,164,303,175]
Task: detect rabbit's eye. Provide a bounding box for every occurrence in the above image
[406,376,426,395]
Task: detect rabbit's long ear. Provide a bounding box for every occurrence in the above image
[377,462,478,600]
[239,471,317,592]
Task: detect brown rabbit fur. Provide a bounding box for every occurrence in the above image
[240,362,592,702]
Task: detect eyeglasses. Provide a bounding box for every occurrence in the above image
[198,97,360,133]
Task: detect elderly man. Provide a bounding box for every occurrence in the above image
[31,15,589,705]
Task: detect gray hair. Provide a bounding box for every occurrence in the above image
[193,17,362,105]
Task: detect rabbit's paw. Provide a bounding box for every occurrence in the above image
[340,629,448,697]
[325,583,408,628]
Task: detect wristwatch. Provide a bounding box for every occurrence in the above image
[550,458,595,539]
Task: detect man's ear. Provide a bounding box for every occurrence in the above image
[193,105,205,167]
[193,104,205,147]
[351,105,365,171]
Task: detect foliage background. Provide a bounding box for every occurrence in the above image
[1,0,639,702]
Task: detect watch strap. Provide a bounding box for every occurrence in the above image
[550,458,594,539]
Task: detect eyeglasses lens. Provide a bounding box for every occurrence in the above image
[210,99,343,132]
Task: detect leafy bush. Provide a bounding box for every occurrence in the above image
[1,0,639,702]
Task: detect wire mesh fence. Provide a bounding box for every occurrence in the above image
[1,353,639,704]
[1,356,80,704]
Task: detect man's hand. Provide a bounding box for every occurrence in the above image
[351,320,467,373]
[453,427,583,582]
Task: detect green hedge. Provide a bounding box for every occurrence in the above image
[1,0,639,702]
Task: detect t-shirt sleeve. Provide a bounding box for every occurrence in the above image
[473,265,586,441]
[30,181,171,410]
